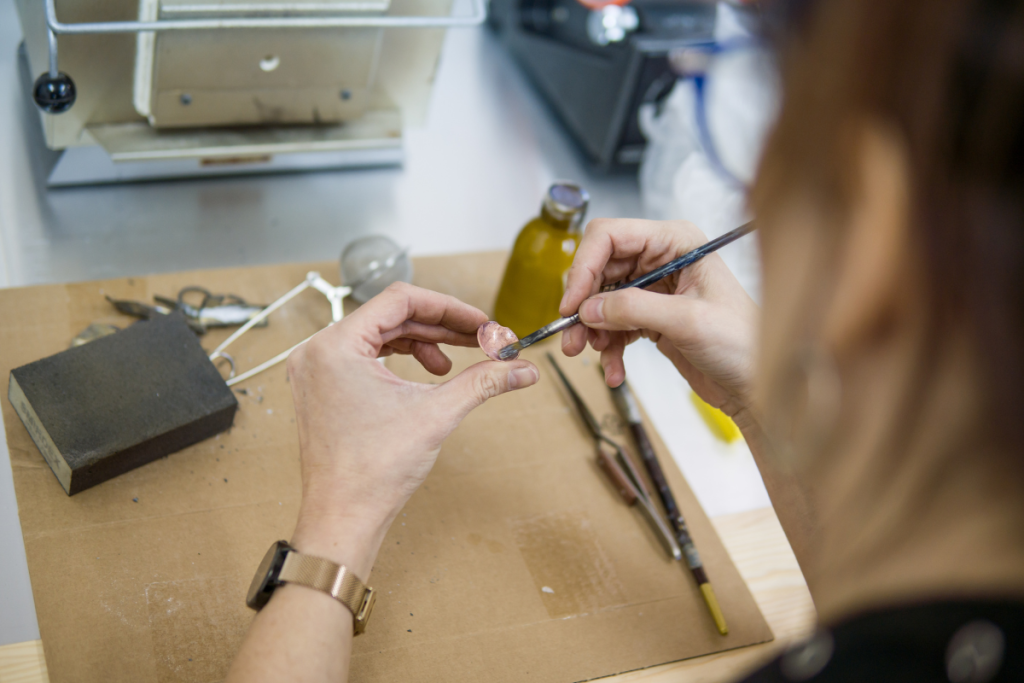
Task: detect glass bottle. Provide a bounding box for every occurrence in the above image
[493,182,590,338]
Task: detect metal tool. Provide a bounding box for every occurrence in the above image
[70,323,120,347]
[156,287,269,329]
[105,295,207,334]
[546,353,681,561]
[498,222,755,360]
[106,287,267,334]
[610,379,729,635]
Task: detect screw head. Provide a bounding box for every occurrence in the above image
[340,89,352,101]
[180,93,193,105]
[32,72,76,114]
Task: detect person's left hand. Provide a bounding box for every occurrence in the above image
[285,282,539,577]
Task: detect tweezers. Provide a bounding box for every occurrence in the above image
[546,353,681,561]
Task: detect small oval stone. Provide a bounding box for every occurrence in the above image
[478,321,519,361]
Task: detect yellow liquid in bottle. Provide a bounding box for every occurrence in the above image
[493,208,581,339]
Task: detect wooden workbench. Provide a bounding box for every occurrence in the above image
[0,506,815,683]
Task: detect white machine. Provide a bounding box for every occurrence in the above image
[16,0,485,185]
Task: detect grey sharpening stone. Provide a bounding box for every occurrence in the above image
[8,312,238,495]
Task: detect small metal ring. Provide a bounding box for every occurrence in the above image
[209,351,236,380]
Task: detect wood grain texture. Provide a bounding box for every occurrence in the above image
[0,507,815,683]
[0,639,47,683]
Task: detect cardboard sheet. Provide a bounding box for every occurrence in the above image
[0,253,771,683]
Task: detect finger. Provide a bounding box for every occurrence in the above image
[437,359,540,422]
[560,219,706,317]
[560,219,628,317]
[591,328,611,351]
[410,341,453,376]
[600,336,627,388]
[382,337,454,373]
[578,287,702,340]
[380,319,479,348]
[599,258,641,287]
[341,282,488,357]
[561,324,588,357]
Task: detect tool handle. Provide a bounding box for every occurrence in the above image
[630,423,679,519]
[618,222,754,292]
[547,354,603,439]
[614,444,652,501]
[599,447,682,560]
[631,421,698,550]
[596,449,637,505]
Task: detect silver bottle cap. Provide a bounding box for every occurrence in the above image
[543,182,590,230]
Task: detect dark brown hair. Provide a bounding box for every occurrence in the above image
[752,0,1024,450]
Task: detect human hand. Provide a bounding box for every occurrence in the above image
[285,282,539,577]
[560,218,759,419]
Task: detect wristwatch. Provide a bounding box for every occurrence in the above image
[246,540,377,635]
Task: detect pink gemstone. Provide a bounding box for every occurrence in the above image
[477,321,519,361]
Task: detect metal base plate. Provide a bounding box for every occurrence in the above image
[46,142,403,186]
[49,112,403,186]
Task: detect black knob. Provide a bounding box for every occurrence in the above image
[33,72,77,114]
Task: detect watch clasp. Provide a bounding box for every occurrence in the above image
[354,587,376,635]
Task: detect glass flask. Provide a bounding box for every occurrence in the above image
[493,182,590,338]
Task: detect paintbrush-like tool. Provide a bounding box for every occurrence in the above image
[497,221,754,360]
[610,379,729,635]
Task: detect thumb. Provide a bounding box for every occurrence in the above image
[437,359,539,421]
[579,287,701,338]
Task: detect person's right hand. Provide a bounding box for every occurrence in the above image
[560,218,759,420]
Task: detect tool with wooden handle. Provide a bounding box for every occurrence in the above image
[546,353,681,561]
[596,446,637,504]
[610,380,729,635]
[595,443,680,561]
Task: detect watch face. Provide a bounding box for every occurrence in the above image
[246,540,291,611]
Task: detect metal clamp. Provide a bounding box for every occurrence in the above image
[34,0,486,112]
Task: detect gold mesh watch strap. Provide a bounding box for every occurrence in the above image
[279,551,376,634]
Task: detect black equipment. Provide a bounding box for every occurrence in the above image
[489,0,717,172]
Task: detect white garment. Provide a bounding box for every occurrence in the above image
[637,3,779,302]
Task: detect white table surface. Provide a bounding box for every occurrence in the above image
[0,0,769,647]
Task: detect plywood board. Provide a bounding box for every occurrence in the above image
[0,253,771,683]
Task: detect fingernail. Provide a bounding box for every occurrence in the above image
[561,330,571,350]
[509,367,539,390]
[580,297,604,323]
[559,292,569,313]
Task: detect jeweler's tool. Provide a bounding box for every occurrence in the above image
[546,353,681,561]
[610,379,729,635]
[498,221,755,360]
